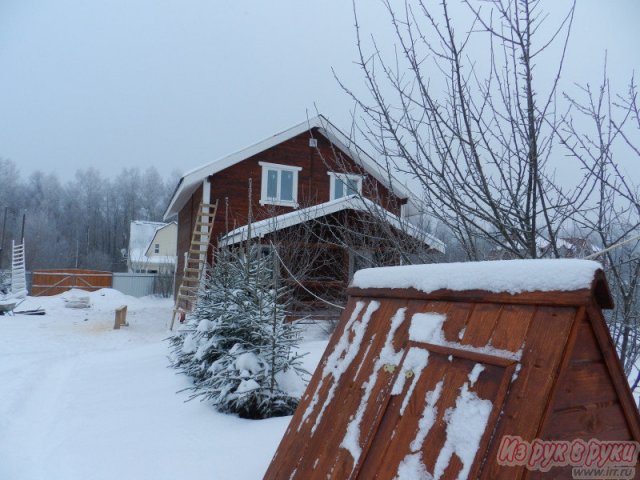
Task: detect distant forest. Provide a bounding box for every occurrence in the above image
[0,159,179,272]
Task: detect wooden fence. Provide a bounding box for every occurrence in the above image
[31,269,113,296]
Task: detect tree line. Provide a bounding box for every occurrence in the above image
[0,160,179,272]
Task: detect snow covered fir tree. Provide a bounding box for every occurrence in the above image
[169,249,241,382]
[169,245,307,419]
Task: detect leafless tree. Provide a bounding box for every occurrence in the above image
[557,64,640,387]
[337,0,640,396]
[220,199,350,322]
[298,116,446,272]
[340,0,584,260]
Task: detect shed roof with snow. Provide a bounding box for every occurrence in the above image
[265,259,640,479]
[219,195,445,252]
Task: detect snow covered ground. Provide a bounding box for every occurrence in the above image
[0,289,329,480]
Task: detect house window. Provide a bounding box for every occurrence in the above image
[259,161,301,207]
[154,243,160,254]
[329,172,362,200]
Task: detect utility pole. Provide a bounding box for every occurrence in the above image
[20,213,26,241]
[246,178,252,281]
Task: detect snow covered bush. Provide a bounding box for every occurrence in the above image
[169,246,307,419]
[0,270,10,295]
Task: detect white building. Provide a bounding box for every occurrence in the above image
[127,221,177,274]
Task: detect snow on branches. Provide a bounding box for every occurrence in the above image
[169,246,307,419]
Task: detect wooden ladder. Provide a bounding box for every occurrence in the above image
[169,201,218,330]
[11,239,27,299]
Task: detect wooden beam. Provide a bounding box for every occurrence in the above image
[347,286,603,309]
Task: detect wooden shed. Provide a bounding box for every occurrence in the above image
[265,259,640,479]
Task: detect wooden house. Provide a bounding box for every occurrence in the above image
[163,115,444,311]
[265,259,640,479]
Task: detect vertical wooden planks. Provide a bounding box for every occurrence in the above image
[489,304,535,352]
[481,306,576,479]
[440,301,472,343]
[263,298,362,479]
[265,297,410,480]
[586,301,640,443]
[459,303,502,348]
[540,317,634,442]
[265,274,640,480]
[357,349,515,479]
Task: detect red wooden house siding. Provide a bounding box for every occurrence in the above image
[175,128,407,290]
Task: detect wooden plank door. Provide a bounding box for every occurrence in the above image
[356,341,517,479]
[265,298,412,479]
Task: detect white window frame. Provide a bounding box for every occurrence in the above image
[328,172,363,200]
[259,161,301,207]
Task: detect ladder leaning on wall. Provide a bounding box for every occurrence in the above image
[169,200,218,331]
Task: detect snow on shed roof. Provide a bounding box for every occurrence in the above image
[352,258,603,295]
[163,115,414,220]
[219,195,445,253]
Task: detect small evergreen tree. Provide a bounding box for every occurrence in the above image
[169,245,307,419]
[169,249,243,382]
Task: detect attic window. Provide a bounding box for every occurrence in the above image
[154,243,160,254]
[259,161,301,207]
[329,172,362,200]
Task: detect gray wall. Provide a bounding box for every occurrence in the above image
[112,273,174,298]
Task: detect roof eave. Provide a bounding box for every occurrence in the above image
[163,178,184,220]
[220,196,445,253]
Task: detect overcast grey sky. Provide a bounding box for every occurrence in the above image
[1,0,638,180]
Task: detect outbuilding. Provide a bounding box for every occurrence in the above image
[265,259,640,479]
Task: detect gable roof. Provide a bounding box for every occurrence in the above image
[129,221,167,252]
[144,221,177,257]
[163,115,413,220]
[219,195,445,253]
[265,259,640,479]
[128,220,176,267]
